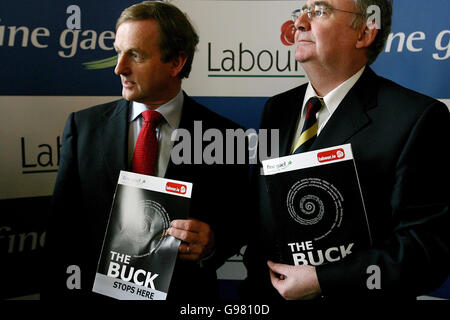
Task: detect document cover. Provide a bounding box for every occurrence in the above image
[262,144,371,266]
[93,171,192,300]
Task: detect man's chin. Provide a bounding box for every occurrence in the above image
[122,89,138,102]
[294,52,311,64]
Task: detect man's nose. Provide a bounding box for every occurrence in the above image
[114,54,130,75]
[295,11,311,31]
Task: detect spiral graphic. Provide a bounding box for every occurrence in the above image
[298,195,324,225]
[300,196,316,214]
[139,200,170,257]
[119,199,171,258]
[286,178,344,240]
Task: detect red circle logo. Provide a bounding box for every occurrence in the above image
[280,20,296,46]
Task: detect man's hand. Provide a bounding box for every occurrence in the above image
[267,260,322,300]
[167,219,215,261]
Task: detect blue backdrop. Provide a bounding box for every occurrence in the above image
[0,0,448,300]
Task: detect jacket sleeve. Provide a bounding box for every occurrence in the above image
[316,102,450,298]
[41,112,90,298]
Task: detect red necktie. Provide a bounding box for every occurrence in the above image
[132,110,163,176]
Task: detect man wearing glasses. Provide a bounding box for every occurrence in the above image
[242,0,449,300]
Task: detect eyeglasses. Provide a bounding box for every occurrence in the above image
[292,4,365,21]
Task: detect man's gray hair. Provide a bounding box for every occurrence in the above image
[351,0,392,65]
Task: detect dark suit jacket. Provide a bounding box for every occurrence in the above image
[43,93,248,301]
[242,67,450,300]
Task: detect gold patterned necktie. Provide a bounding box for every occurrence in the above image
[292,97,324,154]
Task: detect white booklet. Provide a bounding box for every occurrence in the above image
[93,171,192,300]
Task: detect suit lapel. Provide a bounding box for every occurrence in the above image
[100,99,129,185]
[312,67,378,150]
[278,85,307,156]
[164,93,196,179]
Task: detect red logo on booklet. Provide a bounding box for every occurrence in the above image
[317,148,345,163]
[166,182,187,195]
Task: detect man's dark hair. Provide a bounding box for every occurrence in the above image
[116,1,199,79]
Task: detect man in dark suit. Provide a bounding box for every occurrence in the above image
[242,0,449,300]
[43,1,247,301]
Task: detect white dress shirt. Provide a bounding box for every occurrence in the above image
[290,66,366,153]
[128,90,184,177]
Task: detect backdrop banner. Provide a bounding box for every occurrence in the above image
[1,0,448,300]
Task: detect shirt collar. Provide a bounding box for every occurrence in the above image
[129,89,184,129]
[302,65,366,116]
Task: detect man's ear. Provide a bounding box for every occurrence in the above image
[356,22,378,49]
[170,52,188,78]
